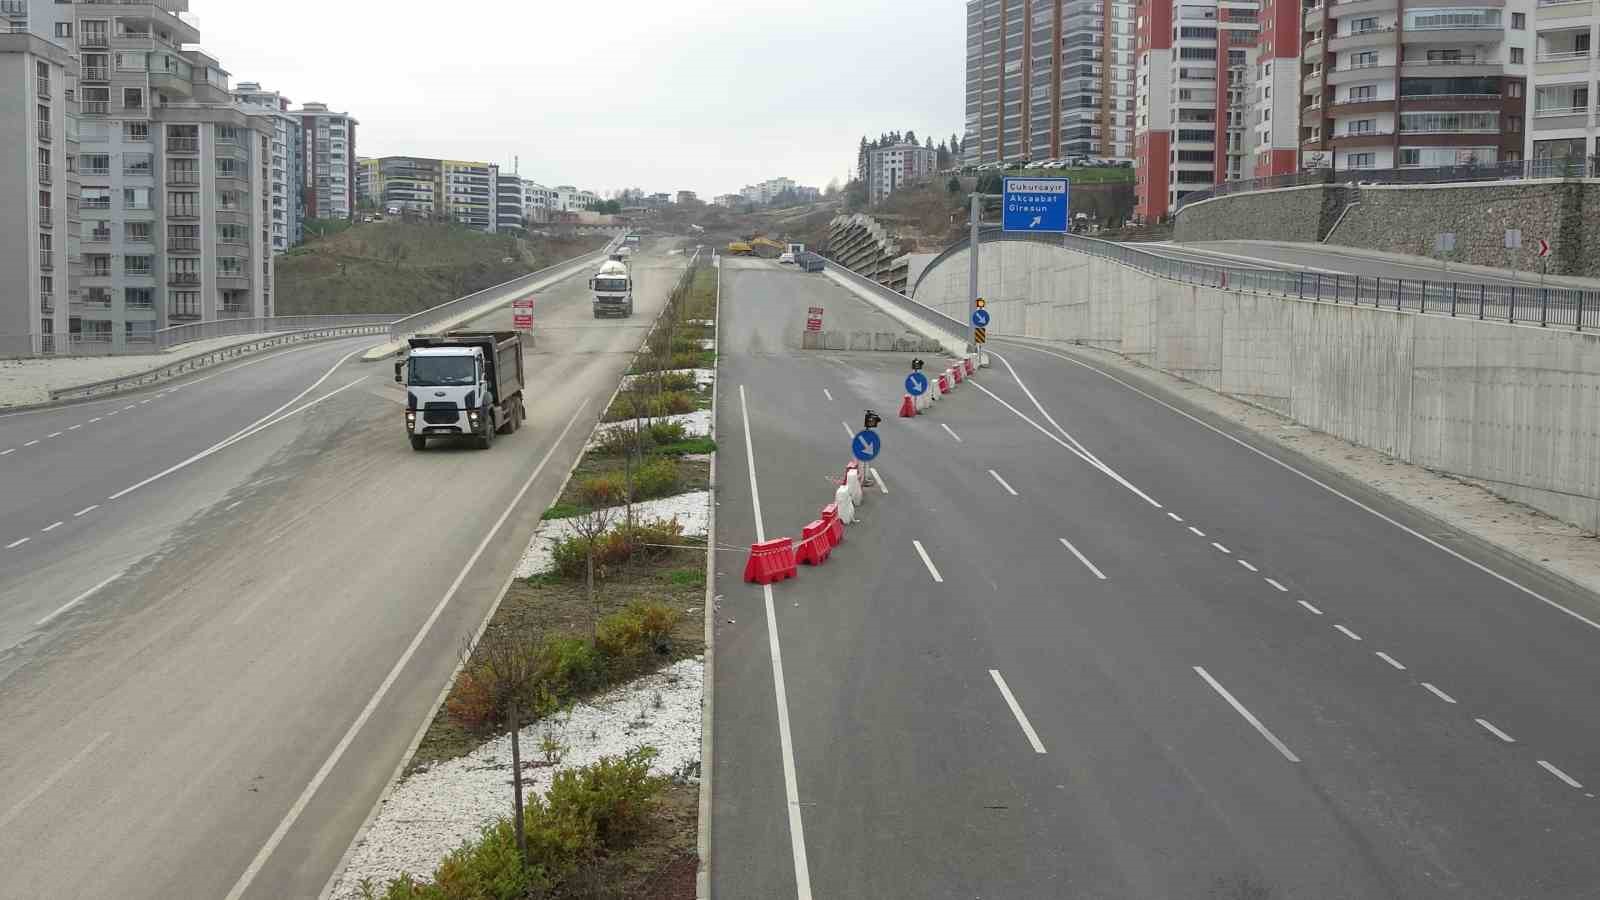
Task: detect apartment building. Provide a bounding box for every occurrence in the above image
[233,81,302,253]
[442,160,496,231]
[522,180,554,223]
[359,156,442,216]
[1301,0,1530,170]
[868,142,938,203]
[1251,0,1302,175]
[1527,0,1597,165]
[963,0,1138,166]
[554,185,597,212]
[495,172,525,231]
[294,101,356,220]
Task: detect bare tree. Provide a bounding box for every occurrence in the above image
[568,496,617,639]
[457,623,546,867]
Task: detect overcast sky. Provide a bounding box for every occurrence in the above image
[196,0,964,198]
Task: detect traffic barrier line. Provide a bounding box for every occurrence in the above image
[743,537,798,584]
[796,520,832,565]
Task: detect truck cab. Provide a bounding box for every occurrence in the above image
[589,260,634,318]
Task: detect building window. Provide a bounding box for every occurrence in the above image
[1512,12,1525,28]
[125,121,149,142]
[1510,47,1524,63]
[1349,119,1377,134]
[1508,116,1522,133]
[1349,85,1377,101]
[122,87,143,110]
[1347,152,1375,168]
[55,22,72,37]
[1508,82,1522,98]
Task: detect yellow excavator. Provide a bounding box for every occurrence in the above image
[749,236,786,258]
[726,241,754,255]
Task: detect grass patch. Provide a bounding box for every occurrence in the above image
[542,503,585,520]
[554,456,709,512]
[663,567,704,588]
[601,390,697,423]
[653,437,716,457]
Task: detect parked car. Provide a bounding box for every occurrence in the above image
[778,252,796,265]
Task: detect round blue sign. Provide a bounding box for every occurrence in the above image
[972,308,991,328]
[905,372,928,396]
[851,429,881,463]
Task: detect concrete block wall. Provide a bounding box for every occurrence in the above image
[914,237,1600,532]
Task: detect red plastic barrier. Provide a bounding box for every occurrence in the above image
[938,374,950,394]
[743,537,798,584]
[963,357,975,375]
[899,394,916,417]
[796,520,832,565]
[820,503,844,546]
[952,365,964,384]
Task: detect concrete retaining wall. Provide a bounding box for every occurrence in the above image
[915,238,1600,531]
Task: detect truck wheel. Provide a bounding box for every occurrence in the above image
[410,435,427,451]
[478,407,495,449]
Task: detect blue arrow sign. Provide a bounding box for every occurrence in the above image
[905,371,928,396]
[1002,177,1070,233]
[971,308,991,328]
[851,429,881,463]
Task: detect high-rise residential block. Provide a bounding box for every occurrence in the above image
[868,142,938,203]
[442,160,496,231]
[1526,0,1597,167]
[233,81,302,253]
[964,0,1138,166]
[495,171,525,232]
[294,101,356,221]
[1251,0,1301,176]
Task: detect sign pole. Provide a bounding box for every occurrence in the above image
[968,191,980,352]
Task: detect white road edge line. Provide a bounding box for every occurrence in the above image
[736,385,814,900]
[1375,651,1406,670]
[1298,600,1324,615]
[223,401,589,900]
[870,466,887,494]
[1475,718,1516,743]
[1334,624,1362,641]
[988,469,1019,495]
[0,731,112,833]
[1538,760,1584,789]
[37,571,122,627]
[1421,682,1458,704]
[1193,666,1301,763]
[73,505,98,517]
[940,423,963,443]
[1238,559,1258,572]
[989,669,1048,754]
[913,540,944,583]
[1264,577,1288,592]
[1002,341,1600,636]
[1059,537,1107,580]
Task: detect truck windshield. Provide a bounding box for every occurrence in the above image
[408,356,476,386]
[594,278,629,292]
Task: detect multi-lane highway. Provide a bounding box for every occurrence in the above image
[0,245,684,898]
[712,257,1600,898]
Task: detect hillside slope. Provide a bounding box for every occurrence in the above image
[274,222,608,316]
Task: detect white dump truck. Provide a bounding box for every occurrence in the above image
[395,331,526,451]
[589,259,634,318]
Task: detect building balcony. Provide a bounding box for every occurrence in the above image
[167,272,200,286]
[167,172,199,186]
[1533,0,1593,20]
[39,207,52,228]
[1399,58,1502,79]
[147,69,192,97]
[215,273,251,290]
[86,228,111,243]
[1404,25,1507,44]
[215,173,249,192]
[1328,27,1397,53]
[167,208,199,221]
[39,250,53,271]
[168,310,201,322]
[80,33,109,48]
[81,66,109,82]
[82,100,110,116]
[215,208,250,226]
[1303,38,1326,63]
[1328,96,1395,114]
[1533,103,1590,118]
[167,137,199,154]
[167,238,199,252]
[1399,92,1504,110]
[1535,51,1593,76]
[1328,62,1397,85]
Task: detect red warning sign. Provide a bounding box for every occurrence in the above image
[512,296,535,331]
[806,306,824,333]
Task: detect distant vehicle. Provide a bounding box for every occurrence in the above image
[386,205,401,216]
[1005,160,1028,171]
[778,252,796,265]
[727,241,753,255]
[1118,160,1134,168]
[622,233,641,247]
[617,246,633,258]
[589,259,633,318]
[396,331,526,451]
[690,223,706,234]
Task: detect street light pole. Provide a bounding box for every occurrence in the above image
[968,191,980,351]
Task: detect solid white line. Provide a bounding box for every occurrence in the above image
[1375,651,1406,670]
[967,379,1163,509]
[913,540,944,583]
[735,384,814,900]
[1334,624,1362,641]
[989,669,1048,754]
[40,521,62,533]
[1298,600,1323,615]
[67,424,81,431]
[0,732,112,833]
[223,402,589,900]
[870,466,887,494]
[1238,559,1258,572]
[46,432,62,438]
[73,505,98,517]
[110,376,366,502]
[1538,760,1584,789]
[1167,512,1183,522]
[1188,526,1206,537]
[1212,542,1231,554]
[1476,718,1516,743]
[1421,682,1458,704]
[1059,537,1107,580]
[37,571,121,626]
[1264,577,1288,592]
[988,469,1019,495]
[940,423,963,443]
[823,388,833,401]
[1002,341,1600,636]
[1193,666,1300,763]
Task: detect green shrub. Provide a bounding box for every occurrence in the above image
[602,390,696,422]
[539,636,602,696]
[549,518,686,579]
[590,419,687,456]
[654,437,716,456]
[668,351,703,369]
[596,601,681,670]
[631,458,681,500]
[577,474,623,507]
[543,747,666,849]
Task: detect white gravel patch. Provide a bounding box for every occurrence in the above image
[514,490,710,579]
[590,409,713,449]
[0,332,280,407]
[330,658,703,898]
[699,338,716,350]
[620,368,715,390]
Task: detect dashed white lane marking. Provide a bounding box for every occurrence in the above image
[1238,559,1258,572]
[0,732,113,833]
[67,424,81,431]
[1264,577,1288,592]
[840,421,852,439]
[0,449,12,456]
[1421,683,1458,704]
[870,467,888,494]
[913,540,944,583]
[225,500,244,512]
[5,538,29,549]
[88,417,101,423]
[1538,760,1584,789]
[40,521,63,533]
[23,440,38,447]
[1334,624,1362,641]
[37,571,121,626]
[73,505,98,517]
[123,405,135,410]
[138,400,151,405]
[1375,651,1406,670]
[106,410,119,416]
[1059,537,1107,580]
[823,388,833,401]
[940,423,963,443]
[1476,718,1516,743]
[1188,526,1206,537]
[1167,512,1183,522]
[1212,542,1231,554]
[1194,666,1300,763]
[989,669,1048,754]
[46,432,61,438]
[988,469,1019,495]
[1298,600,1324,615]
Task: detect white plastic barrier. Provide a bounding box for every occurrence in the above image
[834,484,856,523]
[846,467,864,504]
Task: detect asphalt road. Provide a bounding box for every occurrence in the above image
[1148,240,1598,289]
[0,245,684,899]
[711,259,1600,898]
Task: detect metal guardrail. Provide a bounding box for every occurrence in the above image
[826,258,970,348]
[152,315,396,351]
[908,226,1600,331]
[1174,157,1600,210]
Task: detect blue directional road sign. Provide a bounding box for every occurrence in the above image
[851,429,881,463]
[1002,177,1070,233]
[905,371,929,396]
[971,308,991,328]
